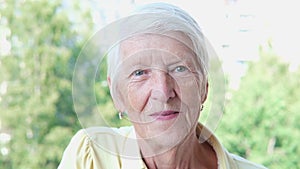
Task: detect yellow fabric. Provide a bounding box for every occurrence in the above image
[58,124,267,169]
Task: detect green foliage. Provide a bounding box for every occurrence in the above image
[0,0,93,168]
[216,46,300,169]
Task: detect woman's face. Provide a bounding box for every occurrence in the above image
[109,32,207,151]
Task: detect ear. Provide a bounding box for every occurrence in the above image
[201,81,209,104]
[107,76,125,112]
[107,76,112,89]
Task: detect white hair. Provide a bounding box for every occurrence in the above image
[107,2,209,79]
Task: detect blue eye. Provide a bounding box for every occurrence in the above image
[133,69,145,76]
[174,66,187,72]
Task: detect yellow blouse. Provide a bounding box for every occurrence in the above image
[58,124,267,169]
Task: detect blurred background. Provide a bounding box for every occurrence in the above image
[0,0,299,168]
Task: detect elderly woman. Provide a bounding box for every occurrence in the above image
[58,3,267,169]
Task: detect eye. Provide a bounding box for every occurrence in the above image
[174,65,187,72]
[132,69,146,76]
[130,69,150,81]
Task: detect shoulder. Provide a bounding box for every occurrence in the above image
[79,125,134,137]
[62,126,134,154]
[58,126,136,169]
[77,126,134,143]
[228,153,268,169]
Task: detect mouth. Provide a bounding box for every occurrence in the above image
[149,110,179,121]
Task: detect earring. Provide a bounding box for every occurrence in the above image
[118,112,123,120]
[200,105,204,111]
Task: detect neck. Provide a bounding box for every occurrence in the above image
[139,132,217,169]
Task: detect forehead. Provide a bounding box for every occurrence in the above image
[119,32,195,60]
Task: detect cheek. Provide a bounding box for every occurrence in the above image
[177,78,203,112]
[127,83,150,113]
[177,80,202,129]
[178,77,202,98]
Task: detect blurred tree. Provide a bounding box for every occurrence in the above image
[216,45,300,169]
[0,0,94,168]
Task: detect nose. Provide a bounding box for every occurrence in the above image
[150,71,176,102]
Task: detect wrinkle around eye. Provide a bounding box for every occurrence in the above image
[169,65,193,77]
[174,65,188,72]
[129,69,151,82]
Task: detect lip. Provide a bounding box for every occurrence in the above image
[149,110,179,121]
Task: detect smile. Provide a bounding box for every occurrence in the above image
[149,110,180,121]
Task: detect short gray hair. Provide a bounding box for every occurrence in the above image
[107,2,209,79]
